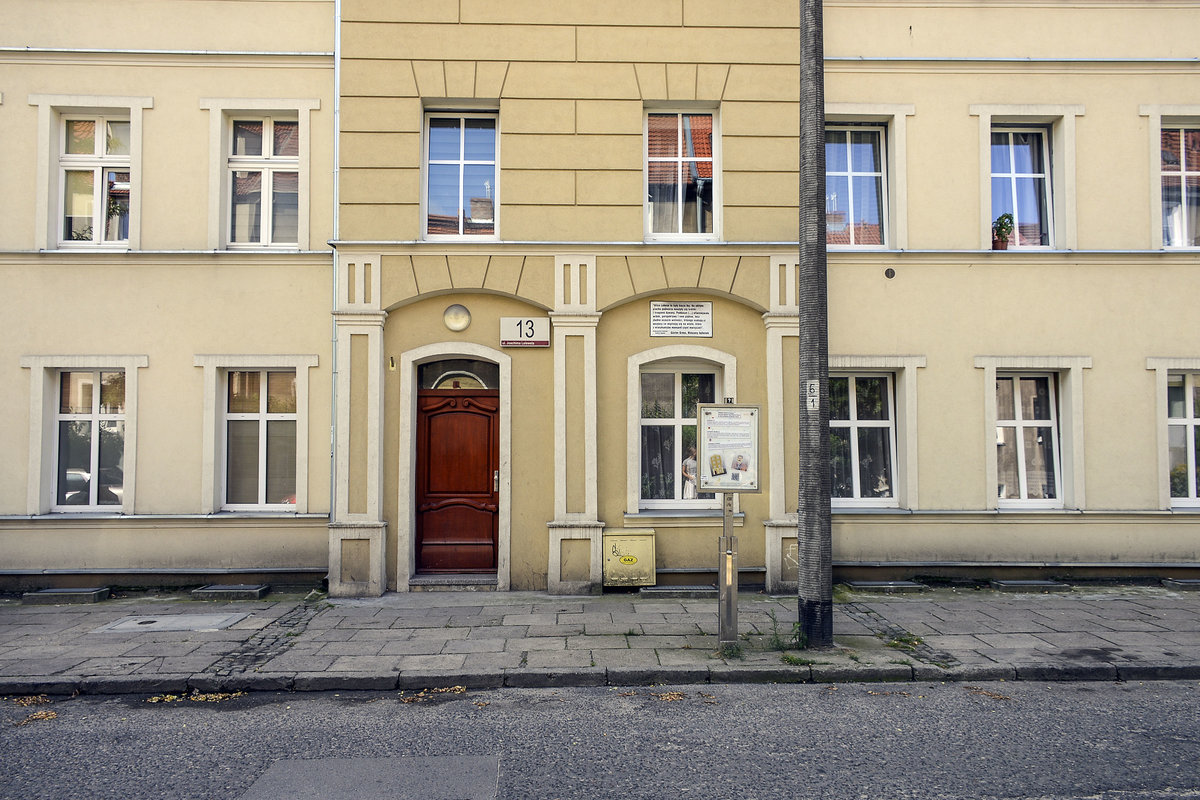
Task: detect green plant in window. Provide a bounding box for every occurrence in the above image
[1171,463,1191,498]
[992,212,1015,244]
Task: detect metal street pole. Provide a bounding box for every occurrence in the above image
[798,0,833,648]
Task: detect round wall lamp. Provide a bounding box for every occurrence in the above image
[443,304,472,332]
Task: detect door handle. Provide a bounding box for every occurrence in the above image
[493,470,499,492]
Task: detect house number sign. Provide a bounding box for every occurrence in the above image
[500,317,550,347]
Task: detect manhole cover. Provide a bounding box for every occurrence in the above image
[95,613,250,632]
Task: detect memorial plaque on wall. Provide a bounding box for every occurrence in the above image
[649,301,713,337]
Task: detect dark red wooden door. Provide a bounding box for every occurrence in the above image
[415,390,499,572]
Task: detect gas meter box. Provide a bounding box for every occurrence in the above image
[603,530,655,587]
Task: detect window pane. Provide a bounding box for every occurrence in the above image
[825,174,850,244]
[428,118,461,161]
[851,175,883,245]
[1020,376,1052,421]
[64,170,95,241]
[850,130,881,172]
[680,166,714,234]
[1024,427,1057,499]
[231,170,262,243]
[990,132,1011,173]
[1195,427,1200,499]
[681,373,715,418]
[233,121,263,157]
[60,371,94,414]
[57,420,92,505]
[640,425,675,500]
[830,429,853,497]
[825,130,847,172]
[1188,176,1200,248]
[97,421,124,505]
[1194,377,1200,418]
[273,121,299,157]
[1183,130,1200,170]
[267,371,297,413]
[858,427,893,498]
[266,420,297,504]
[1162,129,1182,171]
[66,120,96,155]
[855,377,888,421]
[463,118,495,161]
[1168,375,1186,418]
[271,171,299,244]
[997,426,1019,500]
[105,121,130,156]
[1011,131,1044,173]
[228,371,261,413]
[995,377,1015,421]
[641,373,674,418]
[1169,425,1188,497]
[990,176,1014,222]
[1163,175,1184,246]
[648,164,679,234]
[463,164,495,234]
[99,372,125,414]
[427,163,461,235]
[226,420,260,504]
[103,170,130,242]
[1014,177,1048,245]
[830,377,850,420]
[647,114,679,158]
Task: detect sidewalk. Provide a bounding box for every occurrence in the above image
[2,585,1199,696]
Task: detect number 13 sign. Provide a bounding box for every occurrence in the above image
[500,317,550,347]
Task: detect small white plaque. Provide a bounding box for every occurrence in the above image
[650,301,713,338]
[500,317,550,347]
[805,379,820,411]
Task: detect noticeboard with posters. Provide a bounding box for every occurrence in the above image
[697,404,760,493]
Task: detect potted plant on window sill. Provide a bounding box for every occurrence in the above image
[992,213,1014,250]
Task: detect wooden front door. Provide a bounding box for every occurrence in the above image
[415,389,500,572]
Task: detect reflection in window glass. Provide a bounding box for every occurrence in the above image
[426,114,497,237]
[647,113,715,237]
[1162,128,1200,247]
[224,370,298,507]
[991,129,1051,247]
[995,373,1060,503]
[826,127,885,246]
[1168,373,1200,504]
[54,370,125,508]
[640,367,717,505]
[829,375,895,502]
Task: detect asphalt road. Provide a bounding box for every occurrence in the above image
[3,681,1199,800]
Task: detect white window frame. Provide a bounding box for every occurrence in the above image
[644,109,721,243]
[993,372,1062,508]
[50,369,129,512]
[20,355,148,516]
[421,110,500,241]
[826,104,914,250]
[970,105,1083,250]
[976,356,1090,511]
[221,369,300,510]
[637,363,723,511]
[57,114,132,247]
[990,126,1054,249]
[626,346,736,515]
[225,115,301,249]
[194,354,317,514]
[199,98,319,250]
[824,125,889,249]
[830,373,899,508]
[1158,122,1200,249]
[29,95,152,251]
[1165,372,1200,507]
[1147,358,1200,510]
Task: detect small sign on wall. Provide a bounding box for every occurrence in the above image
[697,404,761,493]
[500,317,550,347]
[650,301,713,337]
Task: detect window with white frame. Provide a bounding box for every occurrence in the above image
[830,374,897,505]
[825,126,886,247]
[59,115,130,246]
[990,127,1052,247]
[645,111,718,240]
[639,366,720,508]
[53,370,127,509]
[1167,373,1200,505]
[1160,127,1200,248]
[227,116,299,247]
[223,370,298,508]
[995,374,1061,506]
[424,112,497,238]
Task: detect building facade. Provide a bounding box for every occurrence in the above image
[4,1,1200,595]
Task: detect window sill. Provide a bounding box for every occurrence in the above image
[624,510,744,528]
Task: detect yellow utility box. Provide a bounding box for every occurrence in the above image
[603,529,656,587]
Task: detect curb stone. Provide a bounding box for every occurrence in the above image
[709,665,812,684]
[810,663,914,683]
[80,675,190,695]
[605,666,710,686]
[292,673,397,691]
[1013,663,1119,681]
[397,670,504,690]
[503,668,607,688]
